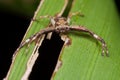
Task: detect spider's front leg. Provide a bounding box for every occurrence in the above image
[66,12,108,56]
[13,15,58,55]
[69,26,109,56]
[13,27,56,56]
[13,33,40,55]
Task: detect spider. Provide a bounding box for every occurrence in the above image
[14,13,109,57]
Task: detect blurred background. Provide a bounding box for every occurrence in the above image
[0,0,119,79]
[0,0,40,79]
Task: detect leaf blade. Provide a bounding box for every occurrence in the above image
[53,0,120,80]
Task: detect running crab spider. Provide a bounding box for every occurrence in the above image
[14,12,109,57]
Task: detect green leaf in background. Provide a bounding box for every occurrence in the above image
[52,0,120,80]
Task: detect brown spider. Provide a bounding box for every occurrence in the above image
[14,13,109,56]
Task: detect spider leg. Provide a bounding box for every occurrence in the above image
[67,12,84,25]
[69,26,109,56]
[32,14,61,39]
[68,12,84,18]
[13,27,56,56]
[32,15,52,21]
[13,33,39,56]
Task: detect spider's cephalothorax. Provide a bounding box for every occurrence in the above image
[51,17,69,26]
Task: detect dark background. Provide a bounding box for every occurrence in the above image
[0,0,119,79]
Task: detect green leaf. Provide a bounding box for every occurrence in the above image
[5,0,120,80]
[52,0,120,80]
[5,0,68,80]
